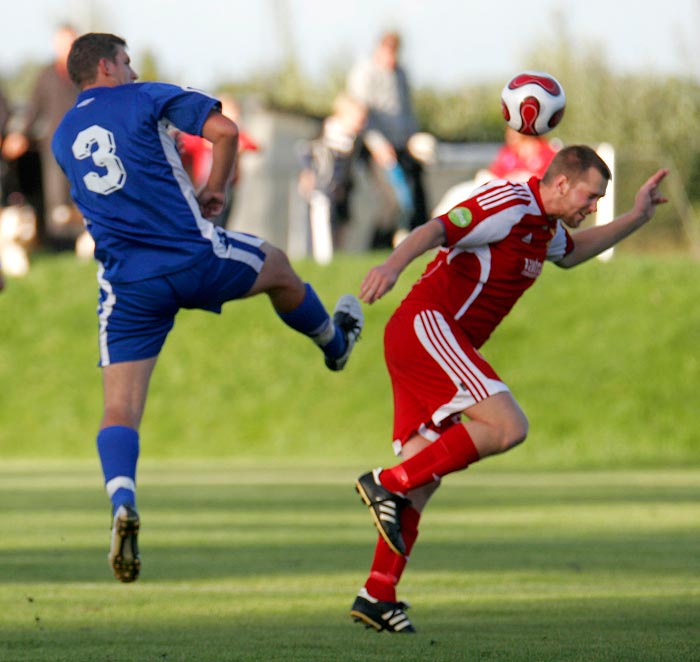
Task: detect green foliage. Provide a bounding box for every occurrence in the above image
[0,462,698,661]
[213,26,700,251]
[1,61,42,105]
[524,18,700,252]
[134,48,162,82]
[413,83,505,142]
[219,58,346,121]
[0,252,698,470]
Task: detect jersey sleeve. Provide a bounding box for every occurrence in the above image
[141,82,221,137]
[437,180,539,248]
[437,197,485,246]
[546,220,574,261]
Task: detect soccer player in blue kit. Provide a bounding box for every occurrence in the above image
[52,33,364,583]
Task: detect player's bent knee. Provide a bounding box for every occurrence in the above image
[500,417,529,453]
[503,426,527,451]
[250,244,303,296]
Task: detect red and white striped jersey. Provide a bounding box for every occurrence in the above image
[400,176,574,349]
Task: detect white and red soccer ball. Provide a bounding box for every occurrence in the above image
[501,71,566,136]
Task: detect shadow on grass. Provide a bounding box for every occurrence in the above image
[1,527,698,584]
[0,592,697,662]
[5,477,699,513]
[2,476,699,584]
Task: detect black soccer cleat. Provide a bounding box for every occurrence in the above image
[325,294,364,371]
[351,588,416,633]
[108,504,141,583]
[356,468,410,556]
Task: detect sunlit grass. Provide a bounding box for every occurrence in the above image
[0,461,698,661]
[1,252,699,470]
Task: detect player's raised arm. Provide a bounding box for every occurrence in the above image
[360,218,445,304]
[557,168,669,268]
[198,110,239,218]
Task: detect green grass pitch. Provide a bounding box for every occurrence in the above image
[1,461,698,661]
[0,252,699,660]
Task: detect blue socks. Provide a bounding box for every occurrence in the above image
[277,283,347,360]
[97,425,139,514]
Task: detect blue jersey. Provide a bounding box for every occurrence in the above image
[52,82,225,282]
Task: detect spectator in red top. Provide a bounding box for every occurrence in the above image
[488,126,559,181]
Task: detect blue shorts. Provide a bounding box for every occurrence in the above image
[97,232,265,366]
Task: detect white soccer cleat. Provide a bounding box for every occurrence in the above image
[325,294,364,371]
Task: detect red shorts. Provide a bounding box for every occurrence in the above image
[384,306,509,454]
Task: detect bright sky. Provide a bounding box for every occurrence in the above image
[2,0,698,90]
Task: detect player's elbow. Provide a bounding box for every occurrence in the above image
[555,255,577,269]
[202,111,239,145]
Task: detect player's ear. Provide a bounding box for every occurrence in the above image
[555,174,570,196]
[97,57,113,77]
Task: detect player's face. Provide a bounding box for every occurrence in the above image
[559,168,608,228]
[108,47,138,85]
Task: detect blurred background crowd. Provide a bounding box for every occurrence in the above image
[1,8,698,283]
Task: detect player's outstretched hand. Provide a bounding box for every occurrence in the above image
[359,264,399,304]
[634,169,669,222]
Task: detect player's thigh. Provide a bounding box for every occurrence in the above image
[385,307,508,440]
[98,275,178,367]
[464,390,529,445]
[242,242,304,301]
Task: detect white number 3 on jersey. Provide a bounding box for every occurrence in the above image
[72,124,127,195]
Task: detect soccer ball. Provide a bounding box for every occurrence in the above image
[500,71,566,136]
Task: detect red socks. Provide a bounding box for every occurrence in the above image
[363,426,480,602]
[364,506,420,602]
[380,424,480,494]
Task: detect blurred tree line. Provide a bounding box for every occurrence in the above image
[2,25,698,254]
[219,42,699,254]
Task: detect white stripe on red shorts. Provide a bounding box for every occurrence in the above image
[413,309,509,419]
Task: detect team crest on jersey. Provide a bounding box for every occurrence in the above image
[448,207,472,228]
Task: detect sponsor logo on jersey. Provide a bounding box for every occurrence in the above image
[448,207,472,228]
[522,257,543,279]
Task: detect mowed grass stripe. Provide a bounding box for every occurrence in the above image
[0,463,697,661]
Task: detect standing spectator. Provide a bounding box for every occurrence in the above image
[351,146,667,632]
[0,84,11,202]
[2,24,80,249]
[297,92,367,263]
[52,33,364,584]
[347,31,428,248]
[0,85,10,161]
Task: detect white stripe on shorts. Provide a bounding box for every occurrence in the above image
[97,261,116,367]
[218,229,265,272]
[413,309,508,422]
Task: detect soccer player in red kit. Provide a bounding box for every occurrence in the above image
[350,145,668,632]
